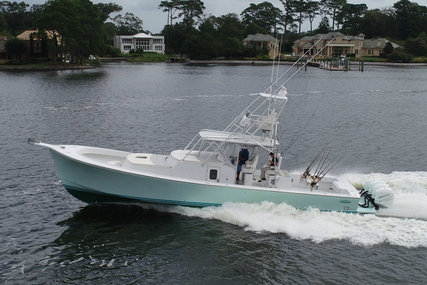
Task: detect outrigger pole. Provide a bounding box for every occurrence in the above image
[265,36,336,94]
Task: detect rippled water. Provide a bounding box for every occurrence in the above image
[1,62,427,284]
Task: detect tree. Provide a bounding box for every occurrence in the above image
[113,12,143,35]
[159,0,181,27]
[177,0,205,27]
[0,11,7,32]
[280,0,296,35]
[35,0,104,64]
[29,4,45,26]
[96,2,122,22]
[405,36,427,56]
[196,17,217,58]
[294,0,308,35]
[359,8,397,39]
[315,16,331,33]
[383,41,394,55]
[161,22,186,54]
[306,1,320,32]
[214,13,245,57]
[320,0,347,30]
[338,3,367,35]
[387,47,412,62]
[245,22,268,35]
[0,1,31,35]
[223,37,242,59]
[393,0,422,40]
[4,37,27,61]
[241,2,283,34]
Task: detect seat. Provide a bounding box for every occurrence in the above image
[265,153,282,177]
[241,153,259,174]
[256,112,277,133]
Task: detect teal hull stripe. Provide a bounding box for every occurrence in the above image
[63,184,222,207]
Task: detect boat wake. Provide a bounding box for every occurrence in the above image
[141,171,427,248]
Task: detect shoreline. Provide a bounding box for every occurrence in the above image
[0,65,95,71]
[187,60,427,66]
[1,60,426,70]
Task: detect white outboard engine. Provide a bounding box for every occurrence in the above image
[359,179,395,210]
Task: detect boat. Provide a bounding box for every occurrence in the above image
[29,41,394,214]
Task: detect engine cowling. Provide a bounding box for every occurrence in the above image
[363,179,395,209]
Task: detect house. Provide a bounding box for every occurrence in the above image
[292,32,401,58]
[293,32,364,58]
[0,30,48,62]
[361,37,401,57]
[243,34,280,58]
[114,32,165,54]
[0,35,9,63]
[17,30,44,58]
[14,29,60,59]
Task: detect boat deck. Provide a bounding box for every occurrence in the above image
[74,146,358,198]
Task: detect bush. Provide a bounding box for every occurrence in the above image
[165,47,175,55]
[135,48,144,56]
[4,37,27,62]
[387,48,412,63]
[105,45,121,57]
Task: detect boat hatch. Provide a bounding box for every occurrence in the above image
[207,167,220,182]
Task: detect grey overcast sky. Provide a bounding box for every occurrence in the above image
[25,0,406,34]
[99,0,400,34]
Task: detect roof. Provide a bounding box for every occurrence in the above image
[343,35,363,41]
[198,130,278,147]
[295,32,350,43]
[300,42,314,48]
[363,38,401,49]
[243,33,277,42]
[17,30,38,40]
[133,32,153,39]
[384,39,401,49]
[17,29,59,40]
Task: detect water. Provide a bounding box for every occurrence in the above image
[1,62,427,284]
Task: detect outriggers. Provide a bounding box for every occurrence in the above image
[29,37,395,214]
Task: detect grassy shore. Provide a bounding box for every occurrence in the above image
[124,52,171,62]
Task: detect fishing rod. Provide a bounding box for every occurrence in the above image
[301,145,329,178]
[317,153,345,180]
[305,151,346,188]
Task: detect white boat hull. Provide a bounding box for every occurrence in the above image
[45,144,364,213]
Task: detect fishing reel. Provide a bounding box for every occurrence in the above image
[301,171,320,190]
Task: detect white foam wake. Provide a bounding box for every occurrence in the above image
[170,201,427,248]
[342,171,427,220]
[145,171,427,248]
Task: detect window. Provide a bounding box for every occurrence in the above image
[122,38,132,43]
[155,46,163,50]
[355,42,359,47]
[355,49,358,54]
[135,39,150,50]
[153,38,163,44]
[209,169,218,180]
[368,49,372,55]
[123,45,132,50]
[34,43,41,50]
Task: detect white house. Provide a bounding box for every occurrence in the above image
[114,32,165,54]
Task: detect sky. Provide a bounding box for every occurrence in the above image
[24,0,405,34]
[98,0,400,34]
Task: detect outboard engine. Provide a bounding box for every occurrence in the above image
[359,179,395,210]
